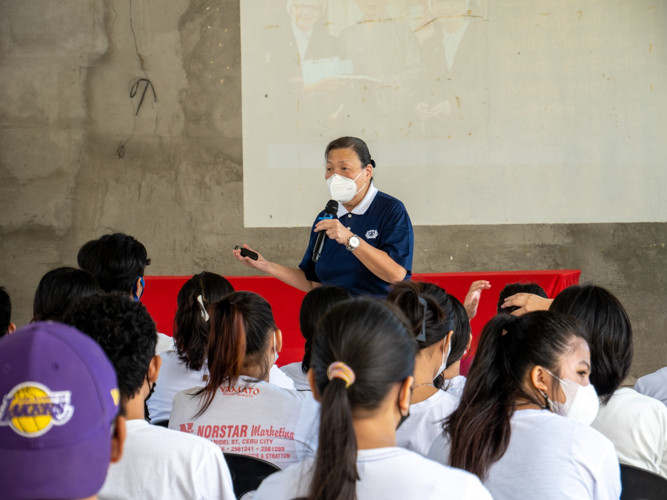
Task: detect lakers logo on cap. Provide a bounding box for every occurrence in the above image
[0,382,74,438]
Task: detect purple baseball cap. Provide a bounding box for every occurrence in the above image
[0,322,120,500]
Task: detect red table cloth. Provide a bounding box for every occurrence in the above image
[142,270,580,368]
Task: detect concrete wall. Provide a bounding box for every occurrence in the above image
[0,0,665,381]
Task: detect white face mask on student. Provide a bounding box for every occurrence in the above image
[437,337,451,377]
[326,171,366,204]
[545,369,600,425]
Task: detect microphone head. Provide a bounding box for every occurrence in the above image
[324,199,339,215]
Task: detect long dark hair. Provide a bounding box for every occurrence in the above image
[445,311,587,480]
[299,286,350,374]
[174,272,234,371]
[194,291,276,417]
[386,281,452,349]
[550,285,632,405]
[306,299,416,500]
[33,267,101,322]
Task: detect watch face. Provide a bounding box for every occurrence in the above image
[349,235,360,250]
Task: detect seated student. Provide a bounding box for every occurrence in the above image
[77,232,172,354]
[634,367,667,407]
[169,291,319,469]
[0,286,16,337]
[497,282,548,314]
[426,284,472,398]
[252,299,492,500]
[0,322,124,500]
[281,286,351,390]
[31,267,100,322]
[148,272,235,424]
[427,311,621,500]
[386,281,460,456]
[550,285,667,479]
[64,292,235,500]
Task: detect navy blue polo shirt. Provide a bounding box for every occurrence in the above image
[299,186,414,297]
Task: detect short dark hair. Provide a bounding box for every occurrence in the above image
[77,233,151,293]
[32,267,101,322]
[0,287,11,338]
[299,286,351,373]
[550,285,632,405]
[497,282,548,314]
[63,292,158,400]
[325,137,376,168]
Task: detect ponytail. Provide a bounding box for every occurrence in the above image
[174,272,234,371]
[193,291,275,418]
[306,299,416,500]
[445,311,587,480]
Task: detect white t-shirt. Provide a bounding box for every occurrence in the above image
[427,409,621,500]
[148,350,209,424]
[280,362,311,391]
[149,352,294,424]
[396,389,459,456]
[443,375,466,398]
[169,376,320,469]
[634,367,667,407]
[252,447,492,500]
[592,387,667,478]
[156,332,175,355]
[98,419,234,500]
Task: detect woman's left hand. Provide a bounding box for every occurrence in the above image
[314,218,354,246]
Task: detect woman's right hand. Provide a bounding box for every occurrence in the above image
[501,293,553,316]
[233,244,269,272]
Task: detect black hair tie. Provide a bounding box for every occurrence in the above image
[369,159,376,168]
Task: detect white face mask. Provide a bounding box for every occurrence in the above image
[326,170,366,204]
[436,336,451,378]
[545,369,600,425]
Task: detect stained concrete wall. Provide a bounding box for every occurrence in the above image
[0,0,665,381]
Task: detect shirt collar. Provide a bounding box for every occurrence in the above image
[337,183,378,217]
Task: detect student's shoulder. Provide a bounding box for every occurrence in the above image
[252,457,315,500]
[137,423,221,455]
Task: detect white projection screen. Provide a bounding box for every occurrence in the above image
[241,0,667,228]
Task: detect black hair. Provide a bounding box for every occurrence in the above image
[299,286,351,373]
[419,283,471,368]
[497,282,548,314]
[325,137,376,169]
[32,267,101,322]
[306,299,416,500]
[386,281,452,350]
[77,233,151,293]
[550,285,632,405]
[195,291,277,417]
[63,292,158,400]
[0,287,11,338]
[174,272,235,371]
[445,311,587,480]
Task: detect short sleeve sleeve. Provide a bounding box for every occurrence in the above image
[378,202,414,274]
[299,218,322,283]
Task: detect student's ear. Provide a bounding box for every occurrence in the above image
[308,368,322,403]
[398,376,413,413]
[444,331,453,356]
[274,329,283,353]
[110,415,126,464]
[530,365,550,396]
[465,333,473,351]
[7,322,16,334]
[147,355,162,384]
[132,277,144,300]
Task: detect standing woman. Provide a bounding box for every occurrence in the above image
[252,299,492,500]
[235,137,414,298]
[427,311,621,500]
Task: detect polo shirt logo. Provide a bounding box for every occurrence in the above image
[365,230,379,240]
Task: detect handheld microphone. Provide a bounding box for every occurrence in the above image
[312,200,339,263]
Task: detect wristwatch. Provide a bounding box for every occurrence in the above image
[346,234,360,252]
